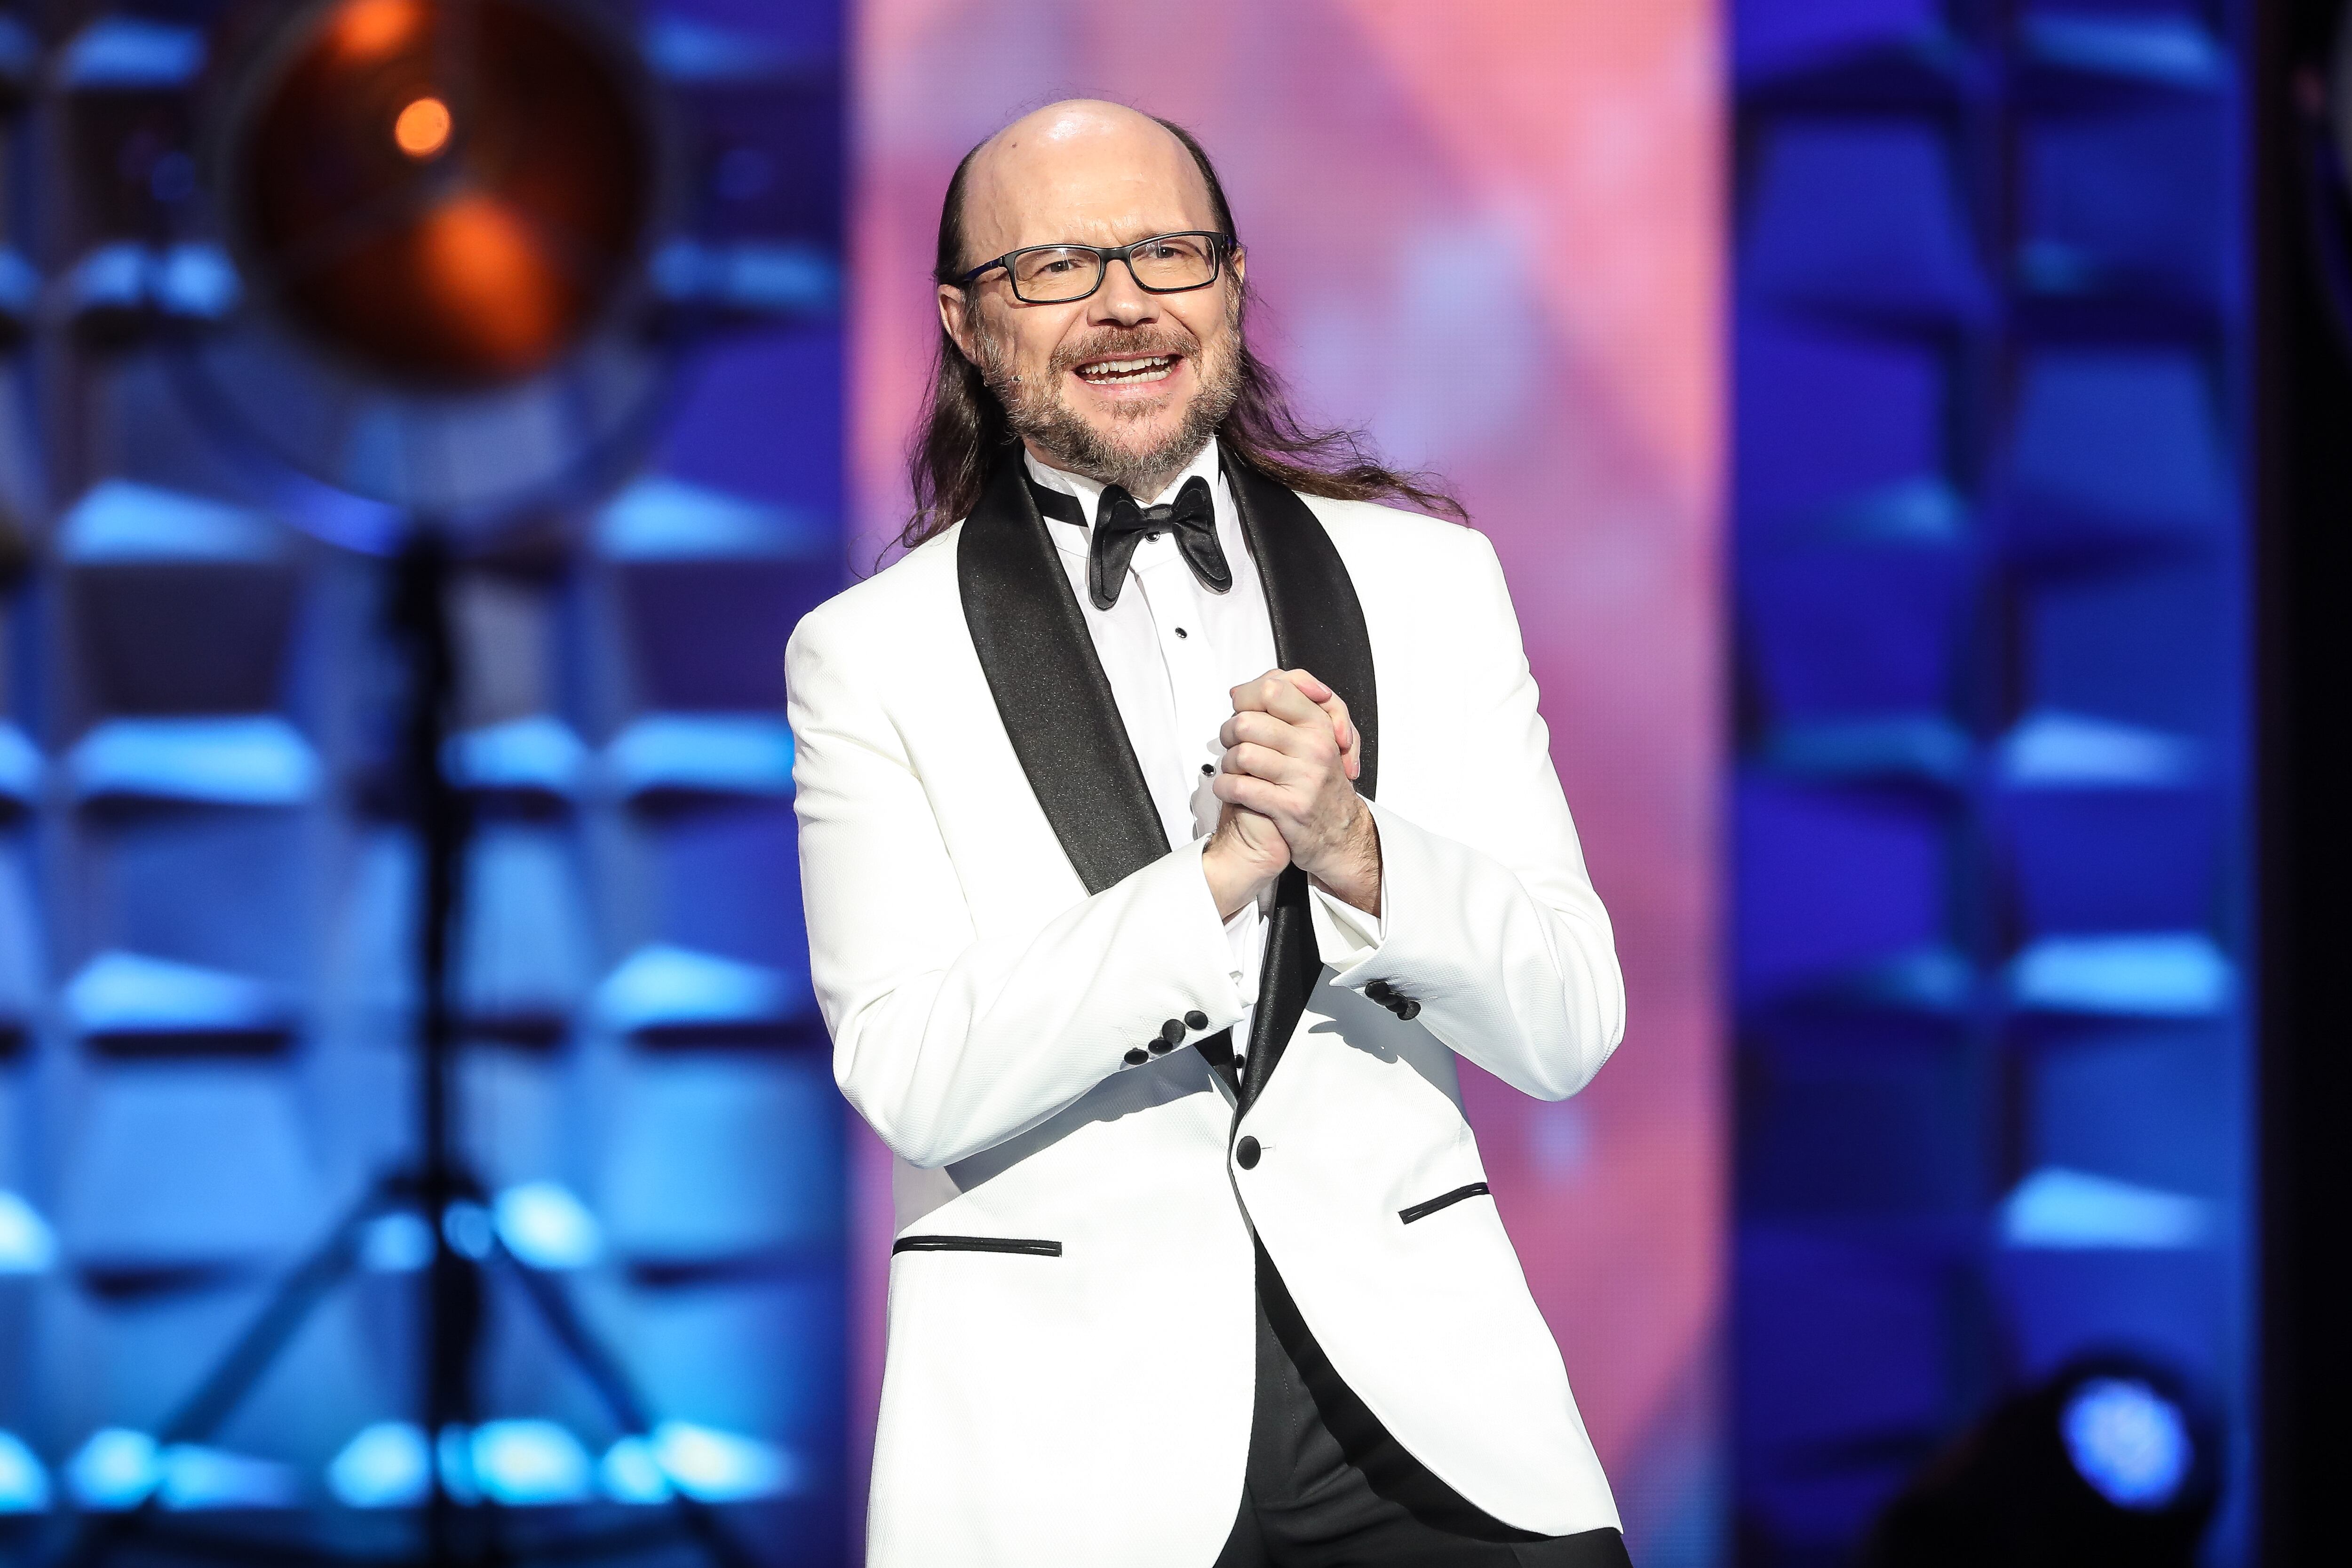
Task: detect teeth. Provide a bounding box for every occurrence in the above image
[1078,355,1176,384]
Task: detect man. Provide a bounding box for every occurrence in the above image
[788,101,1630,1567]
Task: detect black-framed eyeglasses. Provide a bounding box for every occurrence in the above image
[956,231,1235,304]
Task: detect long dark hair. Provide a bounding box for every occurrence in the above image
[901,116,1465,550]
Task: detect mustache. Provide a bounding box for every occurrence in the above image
[1048,325,1200,378]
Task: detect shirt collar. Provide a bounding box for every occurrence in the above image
[1024,437,1224,531]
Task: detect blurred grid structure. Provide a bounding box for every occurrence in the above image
[0,2,847,1561]
[1731,0,2249,1562]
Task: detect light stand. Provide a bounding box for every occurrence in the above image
[47,532,758,1568]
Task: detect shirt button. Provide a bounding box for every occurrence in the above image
[1175,627,1189,638]
[1160,1019,1185,1047]
[1235,1136,1261,1170]
[1184,1010,1208,1030]
[1201,763,1213,776]
[1123,1048,1149,1067]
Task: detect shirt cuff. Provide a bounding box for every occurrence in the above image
[1222,901,1261,1006]
[1196,840,1260,1007]
[1308,878,1385,976]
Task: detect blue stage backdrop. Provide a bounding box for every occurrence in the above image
[1732,0,2250,1562]
[0,1,846,1560]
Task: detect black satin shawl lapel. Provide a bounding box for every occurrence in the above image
[956,452,1168,895]
[1227,462,1381,1111]
[1228,463,1380,796]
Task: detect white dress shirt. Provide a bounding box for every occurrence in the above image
[1023,439,1382,1059]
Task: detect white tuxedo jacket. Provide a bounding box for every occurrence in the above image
[787,455,1627,1566]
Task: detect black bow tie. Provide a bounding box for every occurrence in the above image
[1028,474,1231,611]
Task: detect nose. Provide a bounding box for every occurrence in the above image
[1089,255,1157,327]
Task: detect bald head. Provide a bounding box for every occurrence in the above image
[951,100,1223,274]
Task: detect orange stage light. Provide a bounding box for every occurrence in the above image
[392,96,452,159]
[326,0,429,66]
[230,0,652,387]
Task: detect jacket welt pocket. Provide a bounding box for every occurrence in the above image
[891,1235,1062,1257]
[1398,1182,1492,1225]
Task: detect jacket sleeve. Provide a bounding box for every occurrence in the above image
[786,604,1249,1170]
[1325,531,1626,1100]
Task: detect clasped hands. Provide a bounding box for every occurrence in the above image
[1201,669,1381,921]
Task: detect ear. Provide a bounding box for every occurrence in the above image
[1230,245,1246,289]
[938,285,979,364]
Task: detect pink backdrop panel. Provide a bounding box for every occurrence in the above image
[848,3,1724,1558]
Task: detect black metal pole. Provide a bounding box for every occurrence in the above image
[393,531,484,1567]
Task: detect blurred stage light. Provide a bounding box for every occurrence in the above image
[227,0,654,386]
[1868,1354,2218,1568]
[327,1421,428,1509]
[650,1421,795,1503]
[56,478,279,562]
[0,726,35,809]
[329,1418,785,1510]
[448,715,590,796]
[360,1210,435,1273]
[393,95,452,159]
[0,1190,57,1273]
[2000,1166,2211,1250]
[156,1445,300,1511]
[493,1180,604,1270]
[2061,1377,2193,1510]
[596,944,806,1035]
[606,714,796,801]
[67,718,321,809]
[63,949,291,1037]
[61,16,203,88]
[441,1199,495,1260]
[65,1429,159,1511]
[1996,710,2200,787]
[434,1425,481,1505]
[2005,932,2235,1017]
[598,1436,672,1505]
[469,1420,593,1505]
[0,1431,50,1512]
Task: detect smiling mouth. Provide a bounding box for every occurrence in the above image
[1074,354,1180,387]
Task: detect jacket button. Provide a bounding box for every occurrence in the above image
[1123,1048,1150,1067]
[1161,1019,1185,1047]
[1184,1010,1208,1030]
[1235,1136,1261,1170]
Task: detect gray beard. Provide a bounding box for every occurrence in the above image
[977,320,1244,501]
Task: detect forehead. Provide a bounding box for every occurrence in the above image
[960,113,1218,260]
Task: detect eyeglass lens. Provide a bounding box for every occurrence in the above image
[1010,236,1219,302]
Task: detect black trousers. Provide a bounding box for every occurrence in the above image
[1213,1242,1634,1568]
